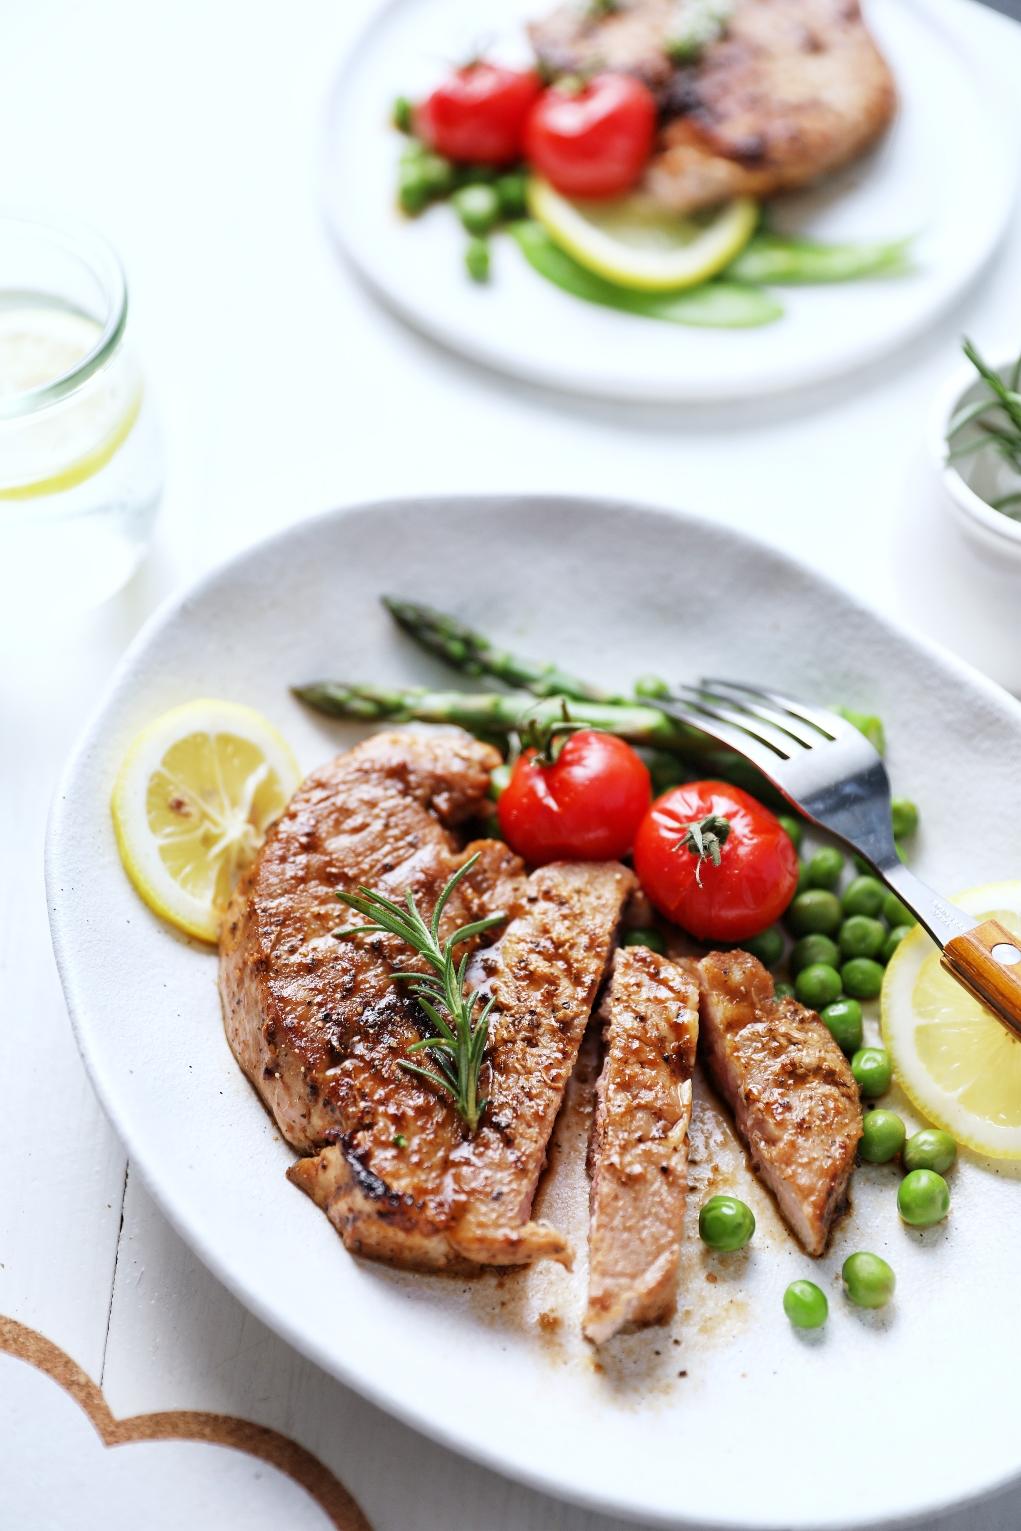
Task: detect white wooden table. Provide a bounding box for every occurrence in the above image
[4,0,1021,1525]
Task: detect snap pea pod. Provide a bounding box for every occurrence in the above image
[509,221,782,329]
[725,231,913,285]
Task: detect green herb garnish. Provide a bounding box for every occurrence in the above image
[336,853,504,1132]
[946,338,1021,516]
[667,0,733,63]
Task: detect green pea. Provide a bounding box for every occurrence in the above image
[883,892,916,928]
[786,889,842,937]
[891,798,919,840]
[898,1168,950,1228]
[392,95,415,133]
[821,997,863,1054]
[805,847,845,890]
[420,152,455,197]
[851,1046,893,1098]
[774,980,795,1000]
[839,915,886,962]
[841,957,885,1001]
[842,1250,895,1308]
[634,674,670,699]
[842,876,886,918]
[795,863,812,896]
[860,1108,906,1163]
[837,708,886,755]
[903,1128,957,1175]
[487,762,512,801]
[622,927,666,955]
[494,170,528,218]
[398,165,430,215]
[742,925,784,967]
[790,934,840,975]
[777,815,803,851]
[795,963,842,1009]
[698,1194,755,1251]
[783,1280,828,1329]
[453,184,501,235]
[882,925,911,963]
[464,236,490,283]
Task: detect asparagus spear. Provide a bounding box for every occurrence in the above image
[382,596,608,701]
[293,681,698,746]
[293,681,786,807]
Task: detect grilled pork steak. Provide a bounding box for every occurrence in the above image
[693,950,861,1255]
[452,859,635,1265]
[585,947,699,1345]
[220,727,631,1271]
[530,0,896,213]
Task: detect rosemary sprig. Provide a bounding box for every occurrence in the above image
[945,339,1021,493]
[335,853,504,1132]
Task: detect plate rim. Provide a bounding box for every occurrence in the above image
[45,492,1021,1529]
[320,0,1017,403]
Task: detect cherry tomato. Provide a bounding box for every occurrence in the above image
[416,64,541,166]
[497,731,651,865]
[524,73,657,199]
[633,780,799,943]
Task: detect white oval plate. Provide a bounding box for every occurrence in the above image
[323,0,1014,401]
[48,496,1021,1528]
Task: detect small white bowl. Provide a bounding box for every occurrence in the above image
[930,351,1021,565]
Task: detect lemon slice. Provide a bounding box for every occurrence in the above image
[526,178,758,292]
[111,700,301,944]
[882,881,1021,1158]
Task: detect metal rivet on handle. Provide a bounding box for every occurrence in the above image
[992,943,1021,967]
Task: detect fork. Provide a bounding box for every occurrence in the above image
[657,678,1021,1039]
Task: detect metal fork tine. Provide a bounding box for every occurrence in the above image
[702,678,845,743]
[673,685,795,761]
[666,691,790,771]
[696,681,820,750]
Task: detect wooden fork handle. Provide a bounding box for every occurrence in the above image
[941,919,1021,1041]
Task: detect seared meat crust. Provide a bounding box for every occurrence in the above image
[453,859,636,1265]
[220,727,632,1272]
[530,0,896,213]
[584,948,699,1345]
[694,950,861,1255]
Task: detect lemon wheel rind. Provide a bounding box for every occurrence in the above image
[111,699,300,946]
[881,881,1021,1159]
[526,179,759,293]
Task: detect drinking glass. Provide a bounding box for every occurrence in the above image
[0,215,163,619]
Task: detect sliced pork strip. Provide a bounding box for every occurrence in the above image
[584,947,699,1345]
[694,950,861,1256]
[446,861,636,1267]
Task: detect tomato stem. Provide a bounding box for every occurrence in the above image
[676,814,731,886]
[520,700,589,764]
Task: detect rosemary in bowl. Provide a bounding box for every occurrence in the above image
[945,339,1021,520]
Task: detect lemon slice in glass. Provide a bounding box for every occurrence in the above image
[111,700,301,944]
[882,881,1021,1158]
[526,178,758,292]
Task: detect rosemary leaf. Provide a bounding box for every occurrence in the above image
[335,851,502,1132]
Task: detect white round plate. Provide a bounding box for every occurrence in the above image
[322,0,1014,401]
[49,496,1021,1528]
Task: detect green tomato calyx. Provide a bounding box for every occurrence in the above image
[677,813,732,886]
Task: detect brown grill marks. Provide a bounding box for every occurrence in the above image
[220,727,631,1272]
[692,950,862,1256]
